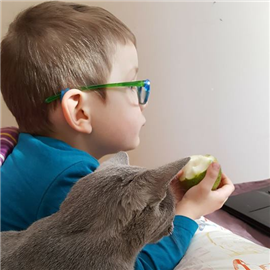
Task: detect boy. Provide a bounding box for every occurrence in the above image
[1,2,234,269]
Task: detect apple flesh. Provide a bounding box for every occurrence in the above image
[179,155,222,190]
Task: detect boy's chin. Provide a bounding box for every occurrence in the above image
[122,137,140,152]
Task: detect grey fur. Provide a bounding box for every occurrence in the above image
[1,152,190,270]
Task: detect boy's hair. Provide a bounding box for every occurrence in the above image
[1,1,136,135]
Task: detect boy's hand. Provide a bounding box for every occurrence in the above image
[174,162,235,220]
[170,170,186,203]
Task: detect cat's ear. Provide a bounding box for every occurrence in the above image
[146,157,190,187]
[140,157,190,201]
[98,152,129,170]
[121,157,190,218]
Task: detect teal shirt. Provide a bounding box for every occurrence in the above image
[1,133,198,269]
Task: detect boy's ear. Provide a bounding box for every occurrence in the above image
[61,89,92,134]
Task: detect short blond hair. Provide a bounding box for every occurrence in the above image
[1,1,136,135]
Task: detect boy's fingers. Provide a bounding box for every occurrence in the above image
[175,169,183,179]
[218,184,235,198]
[219,173,234,189]
[171,170,183,183]
[200,162,221,190]
[216,173,235,197]
[221,173,234,186]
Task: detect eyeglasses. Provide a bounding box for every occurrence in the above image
[45,79,150,105]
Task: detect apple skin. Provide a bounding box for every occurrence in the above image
[179,155,222,190]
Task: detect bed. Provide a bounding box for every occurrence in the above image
[176,178,270,269]
[206,178,270,249]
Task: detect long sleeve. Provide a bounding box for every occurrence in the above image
[1,133,99,232]
[135,215,198,270]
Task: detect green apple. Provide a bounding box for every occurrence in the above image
[179,155,222,190]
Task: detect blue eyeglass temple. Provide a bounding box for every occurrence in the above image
[60,88,70,102]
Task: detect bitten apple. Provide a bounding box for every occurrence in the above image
[179,155,222,190]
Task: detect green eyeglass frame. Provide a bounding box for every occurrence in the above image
[45,79,150,105]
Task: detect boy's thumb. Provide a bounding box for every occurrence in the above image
[201,162,220,189]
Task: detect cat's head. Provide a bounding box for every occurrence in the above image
[60,152,190,247]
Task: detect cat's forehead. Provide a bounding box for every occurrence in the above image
[83,164,144,201]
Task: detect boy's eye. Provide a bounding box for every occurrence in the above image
[129,86,136,91]
[128,86,138,95]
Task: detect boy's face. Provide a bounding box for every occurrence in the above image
[89,42,147,156]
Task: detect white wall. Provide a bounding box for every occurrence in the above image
[1,1,269,183]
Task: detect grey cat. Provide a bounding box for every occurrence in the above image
[1,152,190,270]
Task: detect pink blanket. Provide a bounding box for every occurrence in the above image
[0,126,19,166]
